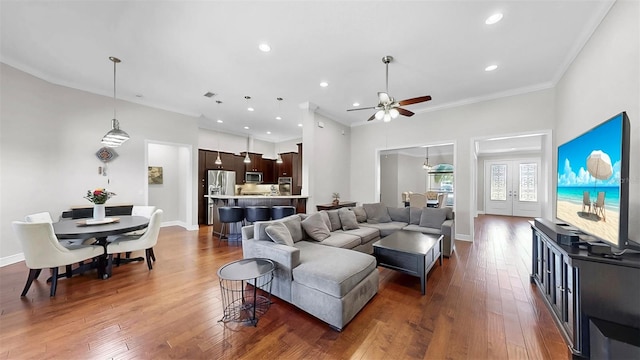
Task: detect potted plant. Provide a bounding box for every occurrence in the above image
[332,192,340,206]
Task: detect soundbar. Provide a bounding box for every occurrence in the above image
[534,218,580,246]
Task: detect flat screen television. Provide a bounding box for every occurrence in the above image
[556,111,631,250]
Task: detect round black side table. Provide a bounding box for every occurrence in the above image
[217,258,275,326]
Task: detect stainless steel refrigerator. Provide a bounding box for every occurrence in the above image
[207,170,236,224]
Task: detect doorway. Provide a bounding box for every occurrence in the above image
[146,140,195,229]
[484,158,542,217]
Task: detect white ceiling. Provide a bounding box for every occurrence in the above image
[0,1,614,142]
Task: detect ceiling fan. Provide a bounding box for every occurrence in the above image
[347,55,432,122]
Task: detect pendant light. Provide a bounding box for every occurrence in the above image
[276,143,283,164]
[243,135,251,164]
[422,147,432,170]
[101,56,130,147]
[214,100,223,165]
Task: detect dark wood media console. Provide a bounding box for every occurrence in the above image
[530,221,640,358]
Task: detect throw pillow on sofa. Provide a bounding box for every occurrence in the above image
[351,206,367,223]
[363,202,391,224]
[338,208,359,230]
[301,212,331,241]
[387,207,410,223]
[419,207,448,229]
[409,207,423,225]
[265,222,295,246]
[325,210,342,231]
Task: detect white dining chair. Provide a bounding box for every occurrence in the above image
[409,193,427,208]
[12,221,104,297]
[106,209,163,274]
[24,211,95,248]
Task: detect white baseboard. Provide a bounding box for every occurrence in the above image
[476,211,486,215]
[455,233,472,242]
[161,221,199,231]
[1,253,25,267]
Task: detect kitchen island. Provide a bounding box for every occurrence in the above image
[206,195,308,208]
[205,195,308,227]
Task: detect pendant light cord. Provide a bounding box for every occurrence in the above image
[113,58,117,119]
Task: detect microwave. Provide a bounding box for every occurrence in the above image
[245,171,263,183]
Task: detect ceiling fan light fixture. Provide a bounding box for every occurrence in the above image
[383,112,392,122]
[375,110,385,120]
[389,108,399,119]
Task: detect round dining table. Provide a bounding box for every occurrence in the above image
[53,215,150,242]
[53,216,150,279]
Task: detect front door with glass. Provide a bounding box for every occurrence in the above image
[484,158,541,217]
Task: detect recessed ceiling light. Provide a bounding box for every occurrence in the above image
[352,102,360,107]
[485,13,503,25]
[217,119,223,123]
[319,81,329,88]
[247,107,254,112]
[258,43,271,52]
[266,131,271,135]
[298,123,303,127]
[276,116,282,120]
[244,126,250,130]
[485,64,498,72]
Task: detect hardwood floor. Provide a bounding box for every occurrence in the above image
[0,215,571,359]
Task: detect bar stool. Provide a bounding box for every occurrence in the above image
[271,206,295,220]
[216,207,244,244]
[245,206,270,224]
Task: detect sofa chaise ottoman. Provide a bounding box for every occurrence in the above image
[241,213,378,331]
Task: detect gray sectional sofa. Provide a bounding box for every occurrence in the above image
[240,203,455,330]
[357,203,456,257]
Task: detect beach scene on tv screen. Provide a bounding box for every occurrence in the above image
[557,115,622,243]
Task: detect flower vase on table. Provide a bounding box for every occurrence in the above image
[85,188,116,221]
[93,204,106,221]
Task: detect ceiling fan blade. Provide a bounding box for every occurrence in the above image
[397,108,415,117]
[378,92,391,104]
[398,95,432,106]
[367,113,377,121]
[347,106,376,112]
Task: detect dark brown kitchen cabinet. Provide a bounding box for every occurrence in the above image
[198,150,207,224]
[205,151,237,171]
[262,158,275,183]
[243,153,263,172]
[276,153,293,177]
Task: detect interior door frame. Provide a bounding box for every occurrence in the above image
[470,129,553,242]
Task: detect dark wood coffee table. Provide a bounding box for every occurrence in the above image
[373,230,443,295]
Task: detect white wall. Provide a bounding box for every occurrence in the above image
[0,63,199,263]
[350,89,556,240]
[554,0,640,243]
[148,143,180,221]
[301,105,351,212]
[398,154,426,197]
[380,154,399,206]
